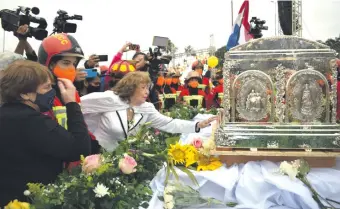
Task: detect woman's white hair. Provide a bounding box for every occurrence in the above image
[0,51,25,71]
[0,52,25,104]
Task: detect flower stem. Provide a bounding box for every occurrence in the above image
[300,177,327,209]
[326,198,340,205]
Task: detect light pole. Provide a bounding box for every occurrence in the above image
[271,0,277,36]
[2,30,5,52]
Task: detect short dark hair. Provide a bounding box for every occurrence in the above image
[0,60,54,103]
[132,52,147,61]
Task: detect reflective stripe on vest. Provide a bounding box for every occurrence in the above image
[53,106,68,130]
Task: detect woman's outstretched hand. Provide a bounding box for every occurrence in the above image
[197,116,218,129]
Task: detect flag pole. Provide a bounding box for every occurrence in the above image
[231,0,234,28]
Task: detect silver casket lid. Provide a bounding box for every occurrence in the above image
[217,36,340,149]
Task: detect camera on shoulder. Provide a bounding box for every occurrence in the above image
[51,10,83,34]
[0,6,48,40]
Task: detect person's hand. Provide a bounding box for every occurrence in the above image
[86,55,100,68]
[197,116,218,129]
[75,68,87,81]
[15,24,29,40]
[58,78,76,104]
[120,42,132,53]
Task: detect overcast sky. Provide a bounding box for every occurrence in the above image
[0,0,339,65]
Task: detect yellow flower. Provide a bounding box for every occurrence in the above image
[197,154,223,171]
[5,200,30,209]
[168,143,188,165]
[185,146,198,167]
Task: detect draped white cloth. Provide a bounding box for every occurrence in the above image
[147,114,340,209]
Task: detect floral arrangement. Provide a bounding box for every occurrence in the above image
[279,159,340,209]
[8,110,225,209]
[14,123,168,209]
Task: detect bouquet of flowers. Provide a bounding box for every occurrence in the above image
[161,181,236,209]
[279,159,340,209]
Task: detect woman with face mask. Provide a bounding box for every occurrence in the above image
[170,70,184,92]
[37,33,100,160]
[179,71,207,108]
[0,60,91,206]
[210,70,224,108]
[78,74,101,96]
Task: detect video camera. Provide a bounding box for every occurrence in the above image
[0,6,48,40]
[148,36,172,78]
[249,17,268,39]
[51,10,82,34]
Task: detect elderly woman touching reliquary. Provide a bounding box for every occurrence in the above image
[81,71,217,152]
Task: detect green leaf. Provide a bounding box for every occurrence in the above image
[164,163,171,185]
[169,165,179,181]
[226,202,238,207]
[158,196,165,201]
[176,166,199,186]
[165,136,180,147]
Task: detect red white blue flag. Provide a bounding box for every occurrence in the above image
[226,0,254,51]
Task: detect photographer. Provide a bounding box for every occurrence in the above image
[133,52,161,110]
[13,24,38,61]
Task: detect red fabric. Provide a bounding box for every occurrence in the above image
[202,77,210,86]
[179,88,206,99]
[160,86,177,94]
[337,81,340,121]
[210,84,223,107]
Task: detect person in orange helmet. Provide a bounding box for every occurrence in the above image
[179,71,206,107]
[210,69,224,107]
[37,33,100,162]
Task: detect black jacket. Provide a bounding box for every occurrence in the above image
[0,102,91,207]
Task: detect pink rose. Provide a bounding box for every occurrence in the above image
[154,129,161,136]
[119,154,137,174]
[82,154,102,174]
[191,137,203,149]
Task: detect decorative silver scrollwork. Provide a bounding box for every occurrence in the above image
[330,59,338,123]
[332,136,340,147]
[275,64,286,123]
[222,59,235,122]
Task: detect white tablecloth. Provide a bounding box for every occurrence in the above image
[147,114,340,209]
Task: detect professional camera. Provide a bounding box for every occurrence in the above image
[0,6,48,40]
[147,36,172,79]
[249,17,268,39]
[51,10,82,34]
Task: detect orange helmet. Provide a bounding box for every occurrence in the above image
[38,33,84,67]
[191,60,205,70]
[111,60,136,78]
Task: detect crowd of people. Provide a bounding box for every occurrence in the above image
[0,27,224,206]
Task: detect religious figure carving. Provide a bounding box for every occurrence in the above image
[300,83,313,117]
[246,89,262,112]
